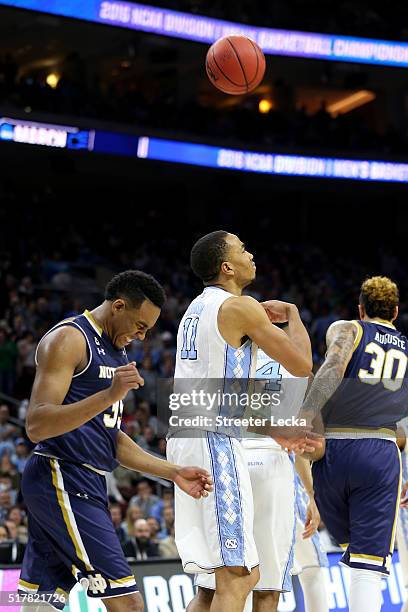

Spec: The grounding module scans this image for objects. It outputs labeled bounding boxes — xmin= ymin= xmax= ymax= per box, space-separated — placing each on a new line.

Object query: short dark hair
xmin=359 ymin=276 xmax=399 ymax=320
xmin=105 ymin=271 xmax=166 ymax=309
xmin=190 ymin=231 xmax=229 ymax=283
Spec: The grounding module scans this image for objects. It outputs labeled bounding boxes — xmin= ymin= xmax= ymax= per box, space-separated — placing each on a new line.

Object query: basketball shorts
xmin=18 ymin=453 xmax=138 ymax=609
xmin=193 ymin=437 xmax=296 ymax=591
xmin=312 ymin=438 xmax=401 ymax=575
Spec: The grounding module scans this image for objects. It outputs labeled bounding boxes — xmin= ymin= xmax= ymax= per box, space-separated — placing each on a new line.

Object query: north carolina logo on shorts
xmin=225 ymin=538 xmax=238 ymax=549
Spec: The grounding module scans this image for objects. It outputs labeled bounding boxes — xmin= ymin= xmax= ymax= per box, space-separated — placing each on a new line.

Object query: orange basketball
xmin=206 ymin=35 xmax=266 ymax=95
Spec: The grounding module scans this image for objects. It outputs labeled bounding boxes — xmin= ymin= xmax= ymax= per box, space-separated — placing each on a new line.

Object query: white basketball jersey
xmin=243 ymin=348 xmax=309 ymax=448
xmin=171 ymin=286 xmax=257 ymax=436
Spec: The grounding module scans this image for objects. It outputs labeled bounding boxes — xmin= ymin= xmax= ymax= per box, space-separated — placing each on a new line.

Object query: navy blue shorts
xmin=18 ymin=454 xmax=138 ymax=608
xmin=312 ymin=438 xmax=401 ymax=575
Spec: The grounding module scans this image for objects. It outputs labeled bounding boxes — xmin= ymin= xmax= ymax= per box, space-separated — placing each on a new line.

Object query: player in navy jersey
xmin=18 ymin=270 xmax=213 ymax=612
xmin=302 ymin=276 xmax=408 ymax=612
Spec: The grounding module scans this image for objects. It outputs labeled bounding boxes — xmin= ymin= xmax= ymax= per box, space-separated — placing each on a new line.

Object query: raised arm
xmin=218 ymin=296 xmax=312 ymax=377
xmin=301 ymin=320 xmax=357 ymax=418
xmin=26 ymin=326 xmax=143 ymax=443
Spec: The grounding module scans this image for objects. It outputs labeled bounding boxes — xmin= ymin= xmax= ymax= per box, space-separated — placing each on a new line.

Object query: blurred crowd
xmin=1 ymin=182 xmax=408 ymax=563
xmin=0 ymin=52 xmax=406 ymax=157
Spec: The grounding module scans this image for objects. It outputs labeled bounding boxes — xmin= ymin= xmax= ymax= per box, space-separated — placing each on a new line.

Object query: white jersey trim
xmin=35 ymin=319 xmax=93 ymax=379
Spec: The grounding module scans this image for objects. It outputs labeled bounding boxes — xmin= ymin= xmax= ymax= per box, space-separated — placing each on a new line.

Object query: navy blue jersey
xmin=322 ymin=320 xmax=408 ymax=431
xmin=35 ymin=310 xmax=128 ymax=472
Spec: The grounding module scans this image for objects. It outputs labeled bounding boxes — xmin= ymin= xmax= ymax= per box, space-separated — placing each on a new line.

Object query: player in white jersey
xmin=396 ymin=419 xmax=408 ymax=612
xmin=194 ymin=349 xmax=328 ymax=612
xmin=167 ymin=231 xmax=317 ymax=612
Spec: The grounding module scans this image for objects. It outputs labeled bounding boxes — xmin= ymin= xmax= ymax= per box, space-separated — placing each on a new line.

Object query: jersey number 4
xmin=181 ymin=316 xmax=199 ymax=360
xmin=358 ymin=343 xmax=408 ymax=392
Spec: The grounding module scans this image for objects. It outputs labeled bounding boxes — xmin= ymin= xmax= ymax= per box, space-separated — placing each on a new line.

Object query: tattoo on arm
xmin=302 ymin=322 xmax=357 ymax=417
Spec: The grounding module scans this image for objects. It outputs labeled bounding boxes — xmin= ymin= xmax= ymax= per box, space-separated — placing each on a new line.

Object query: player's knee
xmin=216 ymin=565 xmax=260 ymax=597
xmin=253 ymin=589 xmax=280 ymax=603
xmin=104 ymin=592 xmax=144 ymax=612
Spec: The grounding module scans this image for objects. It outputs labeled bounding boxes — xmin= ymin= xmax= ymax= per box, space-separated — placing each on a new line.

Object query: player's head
xmin=358 ymin=276 xmax=399 ymax=323
xmin=190 ymin=231 xmax=255 ymax=288
xmin=105 ymin=270 xmax=166 ymax=348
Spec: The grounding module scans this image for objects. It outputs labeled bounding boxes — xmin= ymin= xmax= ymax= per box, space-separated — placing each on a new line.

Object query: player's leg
xmin=298 ymin=567 xmax=329 ymax=612
xmin=211 ymin=565 xmax=260 ymax=612
xmin=341 ymin=439 xmax=401 ymax=612
xmin=186 ymin=586 xmax=214 ymax=612
xmin=167 ymin=432 xmax=259 ymax=612
xmin=252 ymin=590 xmax=280 ymax=612
xmin=103 ymin=592 xmax=144 ymax=611
xmin=247 ymin=443 xmax=296 ymax=612
xmin=294 ymin=500 xmax=329 ymax=612
xmin=397 ymin=514 xmax=408 ymax=612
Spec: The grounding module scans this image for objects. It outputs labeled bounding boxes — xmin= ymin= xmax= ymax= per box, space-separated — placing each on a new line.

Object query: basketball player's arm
xmin=300 ymin=321 xmax=357 ymax=419
xmin=221 ymin=296 xmax=312 ymax=376
xmin=116 ymin=431 xmax=213 ymax=499
xmin=26 ymin=327 xmax=143 ymax=443
xmin=261 ymin=300 xmax=312 ymax=366
xmin=295 ymin=455 xmax=320 ymax=538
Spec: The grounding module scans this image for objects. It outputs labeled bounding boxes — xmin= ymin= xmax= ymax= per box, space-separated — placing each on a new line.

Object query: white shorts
xmin=166 ymin=431 xmax=258 ymax=574
xmin=195 ymin=438 xmax=296 ymax=592
xmin=293 ymin=474 xmax=328 ymax=573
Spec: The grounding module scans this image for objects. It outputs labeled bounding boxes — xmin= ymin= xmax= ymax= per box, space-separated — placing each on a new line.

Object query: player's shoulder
xmin=220 ymin=294 xmax=259 ymax=314
xmin=37 ymin=322 xmax=87 ymax=362
xmin=326 ymin=319 xmax=360 ymax=343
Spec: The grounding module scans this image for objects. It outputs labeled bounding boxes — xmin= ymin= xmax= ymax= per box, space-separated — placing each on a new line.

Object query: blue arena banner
xmin=2 ymin=0 xmax=408 ymax=68
xmin=137 ymin=136 xmax=408 ymax=183
xmin=2 ymin=116 xmax=408 ymax=183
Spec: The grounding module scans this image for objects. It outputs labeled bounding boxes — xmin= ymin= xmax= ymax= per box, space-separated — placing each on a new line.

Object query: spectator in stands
xmin=0 ymin=523 xmax=9 ymax=541
xmin=159 ymin=525 xmax=179 ymax=558
xmin=150 ymin=487 xmax=174 ymax=523
xmin=123 ymin=504 xmax=144 ymax=538
xmin=122 ymin=518 xmax=160 ymax=560
xmin=129 ymin=479 xmax=160 ymax=518
xmin=12 ymin=438 xmax=30 ymax=473
xmin=0 ymin=482 xmax=14 ymax=521
xmin=7 ymin=506 xmax=28 ymax=544
xmin=109 ymin=503 xmax=127 ymax=546
xmin=0 ymin=452 xmax=20 ymax=490
xmin=0 ymin=329 xmax=17 ymax=395
xmin=146 ymin=517 xmax=161 ymax=544
xmin=0 ymin=404 xmax=20 ymax=455
xmin=134 ymin=401 xmax=166 ymax=438
xmin=158 ymin=506 xmax=175 ymax=540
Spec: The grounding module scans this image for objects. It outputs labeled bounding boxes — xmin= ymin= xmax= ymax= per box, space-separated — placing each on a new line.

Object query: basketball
xmin=205 ymin=35 xmax=266 ymax=95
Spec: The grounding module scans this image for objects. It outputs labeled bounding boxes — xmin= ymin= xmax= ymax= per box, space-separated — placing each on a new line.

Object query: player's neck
xmin=88 ymin=303 xmax=111 ymax=337
xmin=362 ymin=315 xmax=395 ymax=326
xmin=206 ymin=280 xmax=243 ymax=296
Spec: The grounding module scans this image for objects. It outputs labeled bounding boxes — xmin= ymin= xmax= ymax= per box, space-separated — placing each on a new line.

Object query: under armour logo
xmin=225 ymin=538 xmax=238 ymax=549
xmin=97 ymin=348 xmax=106 ymax=356
xmin=76 ymin=492 xmax=89 ymax=499
xmin=88 ymin=574 xmax=107 ymax=594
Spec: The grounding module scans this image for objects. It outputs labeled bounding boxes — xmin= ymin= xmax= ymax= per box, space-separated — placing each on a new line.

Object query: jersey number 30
xmin=358 ymin=343 xmax=408 ymax=391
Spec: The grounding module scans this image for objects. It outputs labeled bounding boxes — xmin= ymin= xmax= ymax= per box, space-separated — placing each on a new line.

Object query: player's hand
xmin=261 ymin=300 xmax=297 ymax=324
xmin=108 ymin=362 xmax=144 ymax=403
xmin=303 ymin=497 xmax=320 ymax=539
xmin=401 ymin=480 xmax=408 ymax=508
xmin=174 ymin=466 xmax=213 ymax=499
